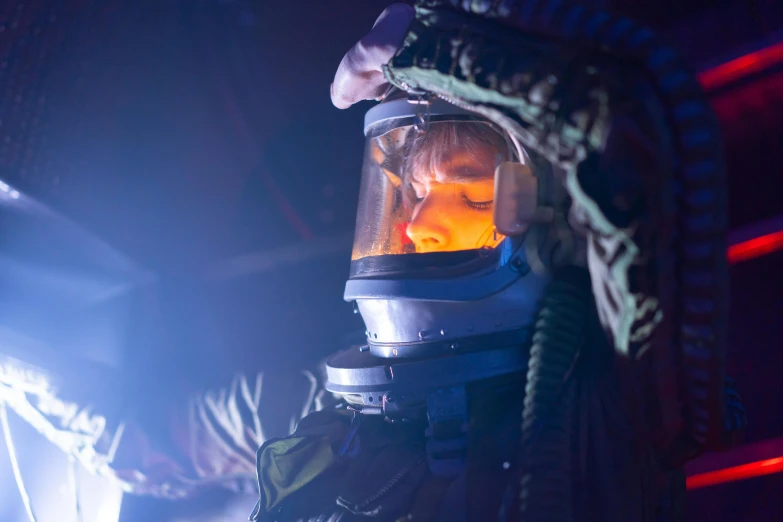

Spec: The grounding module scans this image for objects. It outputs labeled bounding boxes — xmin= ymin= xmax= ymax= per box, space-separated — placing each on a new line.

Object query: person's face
xmin=406 ymin=143 xmax=503 ymax=253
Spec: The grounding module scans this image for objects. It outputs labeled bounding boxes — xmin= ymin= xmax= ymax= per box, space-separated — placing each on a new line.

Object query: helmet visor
xmin=351 ymin=119 xmax=527 ymax=278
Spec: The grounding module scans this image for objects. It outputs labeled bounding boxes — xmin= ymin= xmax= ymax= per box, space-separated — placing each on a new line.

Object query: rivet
xmin=419 ymin=330 xmax=435 ymax=340
xmin=503 ymin=461 xmax=511 ymax=470
xmin=467 ymin=325 xmax=474 ymax=332
xmin=495 ymin=321 xmax=502 ymax=327
xmin=440 ymin=329 xmax=447 ymax=336
xmin=392 ymin=348 xmax=398 ymax=356
xmin=450 ymin=343 xmax=459 ymax=350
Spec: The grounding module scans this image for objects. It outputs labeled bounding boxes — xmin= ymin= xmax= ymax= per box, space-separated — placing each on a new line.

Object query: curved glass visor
xmin=351 ymin=119 xmax=524 ymax=278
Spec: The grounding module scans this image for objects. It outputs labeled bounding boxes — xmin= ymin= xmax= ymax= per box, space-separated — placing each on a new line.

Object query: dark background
xmin=0 ymin=0 xmax=781 ymax=520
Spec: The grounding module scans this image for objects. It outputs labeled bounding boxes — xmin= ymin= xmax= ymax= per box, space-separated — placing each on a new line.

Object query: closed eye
xmin=461 ymin=193 xmax=492 ymax=211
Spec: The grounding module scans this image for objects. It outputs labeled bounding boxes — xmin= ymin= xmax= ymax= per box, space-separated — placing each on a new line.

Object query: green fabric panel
xmin=257 ymin=434 xmax=339 ymax=511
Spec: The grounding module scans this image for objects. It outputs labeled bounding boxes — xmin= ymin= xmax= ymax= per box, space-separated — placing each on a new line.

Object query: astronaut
xmin=249 ymin=2 xmax=745 ymax=522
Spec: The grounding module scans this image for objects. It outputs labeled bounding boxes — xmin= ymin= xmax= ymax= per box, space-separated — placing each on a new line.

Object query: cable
xmin=0 ymin=402 xmax=39 ymax=522
xmin=68 ymin=455 xmax=84 ymax=522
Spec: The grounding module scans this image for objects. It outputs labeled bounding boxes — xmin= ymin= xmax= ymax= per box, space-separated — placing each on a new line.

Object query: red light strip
xmin=696 ymin=41 xmax=783 ymax=263
xmin=727 ymin=230 xmax=783 ymax=264
xmin=687 ymin=457 xmax=783 ymax=489
xmin=698 ymin=40 xmax=783 ymax=91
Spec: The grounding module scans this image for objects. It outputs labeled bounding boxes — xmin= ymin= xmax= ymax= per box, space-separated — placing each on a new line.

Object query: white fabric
xmin=330 ymin=3 xmax=414 ymax=109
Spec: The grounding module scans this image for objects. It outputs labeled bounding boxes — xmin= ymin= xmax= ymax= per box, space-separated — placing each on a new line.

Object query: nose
xmin=406 ymin=199 xmax=450 ymax=252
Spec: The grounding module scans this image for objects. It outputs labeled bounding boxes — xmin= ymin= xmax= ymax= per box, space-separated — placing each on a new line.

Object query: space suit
xmin=249 ymin=2 xmax=745 ymax=521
